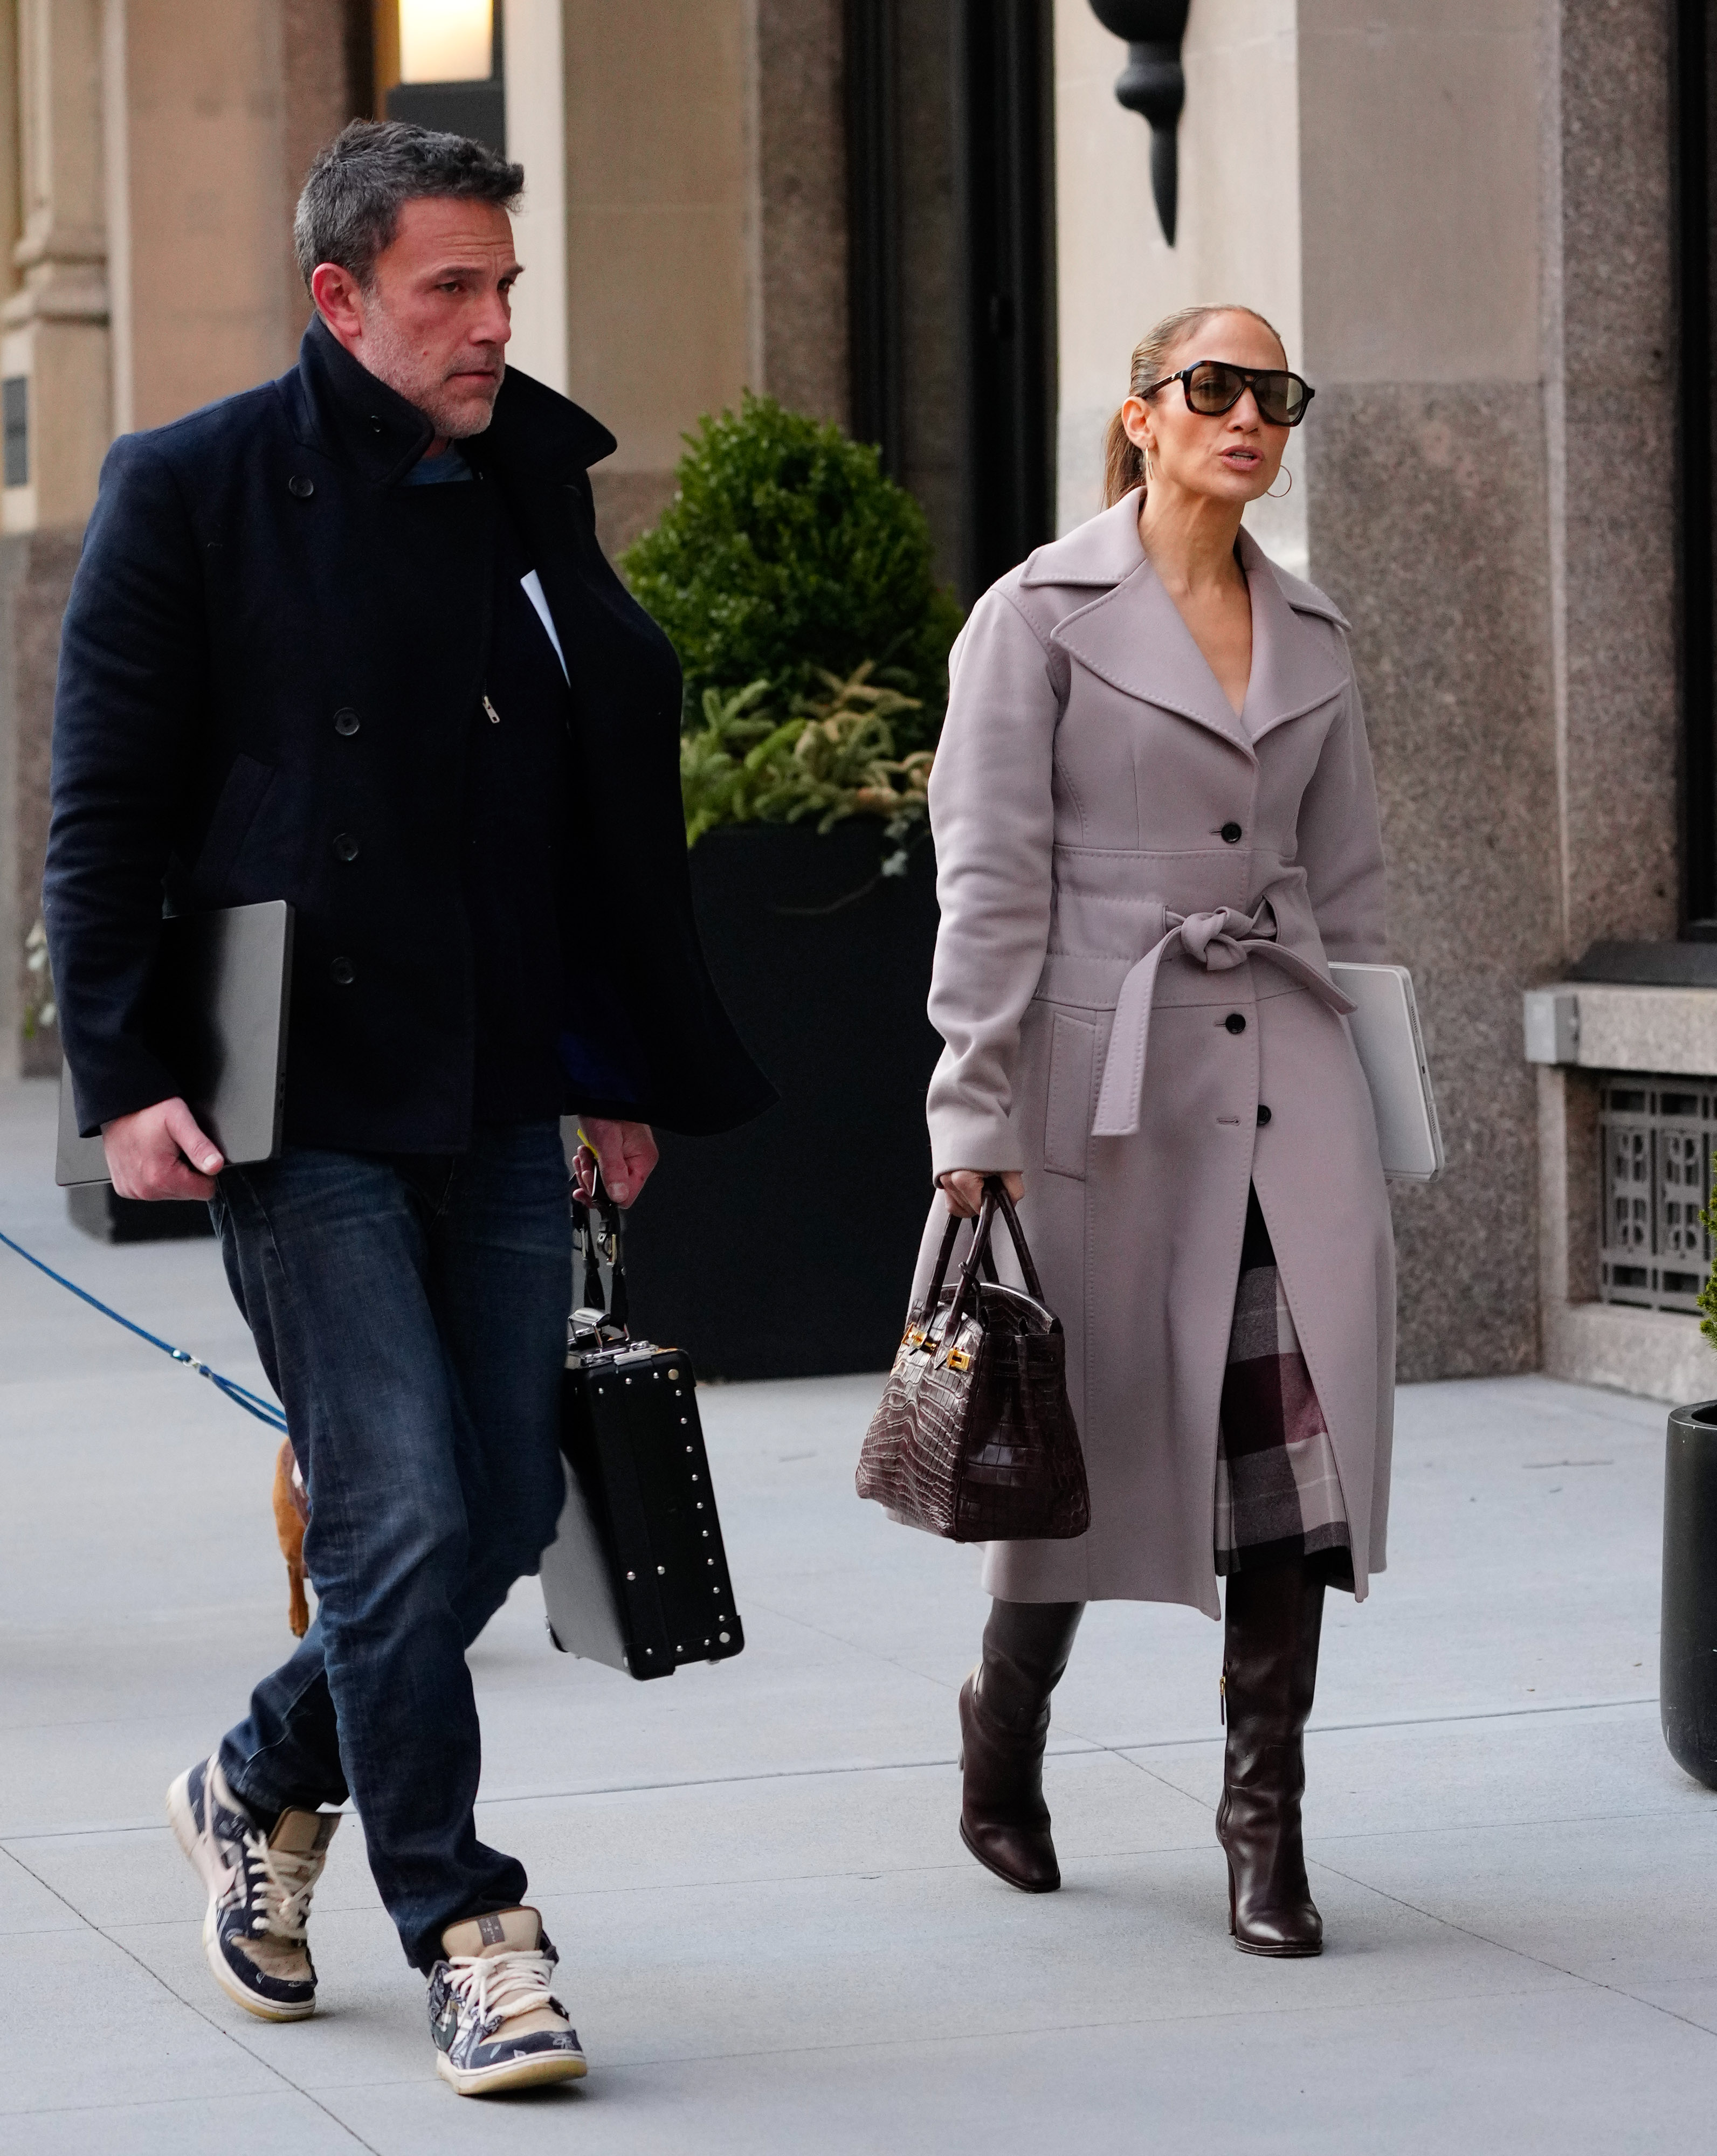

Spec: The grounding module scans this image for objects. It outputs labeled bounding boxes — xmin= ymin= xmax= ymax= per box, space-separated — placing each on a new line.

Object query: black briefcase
xmin=539 ymin=1185 xmax=745 ymax=1681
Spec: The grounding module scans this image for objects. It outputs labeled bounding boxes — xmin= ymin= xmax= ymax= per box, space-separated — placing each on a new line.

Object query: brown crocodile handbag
xmin=856 ymin=1179 xmax=1089 ymax=1543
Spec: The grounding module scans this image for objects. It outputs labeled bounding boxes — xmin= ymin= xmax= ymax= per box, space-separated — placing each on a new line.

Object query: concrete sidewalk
xmin=2 ymin=1073 xmax=1714 ymax=2152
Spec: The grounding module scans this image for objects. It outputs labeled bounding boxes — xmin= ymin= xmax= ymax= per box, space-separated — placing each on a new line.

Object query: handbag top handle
xmin=935 ymin=1177 xmax=1051 ymax=1348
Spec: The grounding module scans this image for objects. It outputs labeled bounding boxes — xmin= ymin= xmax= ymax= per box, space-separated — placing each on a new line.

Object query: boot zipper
xmin=1219 ymin=1668 xmax=1226 ymax=1726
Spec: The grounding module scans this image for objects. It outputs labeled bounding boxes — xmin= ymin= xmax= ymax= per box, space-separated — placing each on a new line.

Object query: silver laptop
xmin=1328 ymin=961 xmax=1445 ymax=1182
xmin=56 ymin=901 xmax=294 ymax=1187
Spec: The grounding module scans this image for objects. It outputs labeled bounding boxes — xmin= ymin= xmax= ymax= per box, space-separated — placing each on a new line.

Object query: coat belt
xmin=1089 ymin=906 xmax=1357 ymax=1138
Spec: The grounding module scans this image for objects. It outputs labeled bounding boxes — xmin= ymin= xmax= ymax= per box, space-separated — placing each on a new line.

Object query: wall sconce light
xmin=398 ymin=0 xmax=493 ymax=85
xmin=1086 ymin=1 xmax=1191 ymax=246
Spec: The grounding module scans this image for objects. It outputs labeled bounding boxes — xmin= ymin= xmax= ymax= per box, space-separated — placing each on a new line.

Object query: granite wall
xmin=1546 ymin=0 xmax=1679 ymax=955
xmin=894 ymin=0 xmax=961 ymax=589
xmin=1307 ymin=388 xmax=1562 ymax=1377
xmin=753 ymin=0 xmax=848 ymax=426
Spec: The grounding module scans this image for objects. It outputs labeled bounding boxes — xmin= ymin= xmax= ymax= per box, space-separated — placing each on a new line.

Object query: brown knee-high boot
xmin=958 ymin=1599 xmax=1084 ymax=1892
xmin=1215 ymin=1561 xmax=1326 ymax=1955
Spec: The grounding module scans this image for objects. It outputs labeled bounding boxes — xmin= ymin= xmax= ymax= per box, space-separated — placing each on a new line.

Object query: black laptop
xmin=56 ymin=901 xmax=294 ymax=1187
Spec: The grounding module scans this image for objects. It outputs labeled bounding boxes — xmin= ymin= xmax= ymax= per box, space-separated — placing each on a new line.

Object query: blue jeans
xmin=210 ymin=1125 xmax=571 ymax=1970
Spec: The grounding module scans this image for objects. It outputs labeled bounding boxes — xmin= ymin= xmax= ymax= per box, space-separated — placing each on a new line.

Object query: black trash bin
xmin=617 ymin=820 xmax=941 ymax=1379
xmin=1661 ymin=1399 xmax=1717 ymax=1789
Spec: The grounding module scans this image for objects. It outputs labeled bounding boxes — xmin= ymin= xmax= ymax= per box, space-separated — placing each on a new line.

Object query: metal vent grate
xmin=1598 ymin=1077 xmax=1717 ymax=1312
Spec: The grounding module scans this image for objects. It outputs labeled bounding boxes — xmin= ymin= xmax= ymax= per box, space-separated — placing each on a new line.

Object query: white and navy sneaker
xmin=426 ymin=1907 xmax=588 ymax=2096
xmin=167 ymin=1754 xmax=339 ymax=2022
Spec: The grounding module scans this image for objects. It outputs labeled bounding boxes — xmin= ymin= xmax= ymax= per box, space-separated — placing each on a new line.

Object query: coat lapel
xmin=1237 ymin=530 xmax=1349 ymax=744
xmin=1025 ymin=499 xmax=1348 ymax=757
xmin=1035 ymin=494 xmax=1253 ymax=756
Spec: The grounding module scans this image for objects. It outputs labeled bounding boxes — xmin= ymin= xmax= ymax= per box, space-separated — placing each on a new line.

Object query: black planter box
xmin=618 ymin=821 xmax=941 ymax=1379
xmin=1663 ymin=1399 xmax=1717 ymax=1789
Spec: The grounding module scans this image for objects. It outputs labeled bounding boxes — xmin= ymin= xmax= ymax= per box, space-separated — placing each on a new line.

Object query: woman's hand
xmin=938 ymin=1169 xmax=1025 ymax=1219
xmin=574 ymin=1117 xmax=659 ymax=1209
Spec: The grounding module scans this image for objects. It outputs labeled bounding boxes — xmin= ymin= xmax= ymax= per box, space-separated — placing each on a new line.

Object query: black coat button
xmin=333 ymin=832 xmax=359 ymax=862
xmin=287 ymin=473 xmax=315 ymax=499
xmin=330 ymin=956 xmax=355 ymax=986
xmin=1221 ymin=821 xmax=1243 ymax=843
xmin=1225 ymin=1012 xmax=1247 ymax=1034
xmin=333 ymin=707 xmax=360 ymax=736
xmin=1257 ymin=1104 xmax=1272 ymax=1124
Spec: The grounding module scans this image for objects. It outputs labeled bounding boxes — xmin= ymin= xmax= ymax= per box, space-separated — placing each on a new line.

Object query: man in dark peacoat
xmin=44 ymin=121 xmax=769 ymax=2097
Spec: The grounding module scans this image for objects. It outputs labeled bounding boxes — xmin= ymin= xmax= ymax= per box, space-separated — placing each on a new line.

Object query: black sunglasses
xmin=1139 ymin=360 xmax=1315 ymax=429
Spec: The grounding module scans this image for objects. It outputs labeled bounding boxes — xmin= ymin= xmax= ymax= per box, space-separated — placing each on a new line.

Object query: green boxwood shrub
xmin=620 ymin=393 xmax=962 ymax=752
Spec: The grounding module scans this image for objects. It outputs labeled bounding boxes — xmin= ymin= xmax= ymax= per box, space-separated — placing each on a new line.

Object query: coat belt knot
xmin=1089 ymin=903 xmax=1357 ymax=1139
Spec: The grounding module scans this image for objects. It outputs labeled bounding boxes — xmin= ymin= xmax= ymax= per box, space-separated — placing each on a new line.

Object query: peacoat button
xmin=1225 ymin=1012 xmax=1247 ymax=1034
xmin=1221 ymin=821 xmax=1243 ymax=843
xmin=330 ymin=956 xmax=355 ymax=986
xmin=1258 ymin=1104 xmax=1272 ymax=1124
xmin=333 ymin=707 xmax=360 ymax=736
xmin=333 ymin=832 xmax=359 ymax=862
xmin=287 ymin=473 xmax=315 ymax=499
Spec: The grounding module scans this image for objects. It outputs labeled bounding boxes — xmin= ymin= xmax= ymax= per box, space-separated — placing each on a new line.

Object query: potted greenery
xmin=615 ymin=396 xmax=962 ymax=1378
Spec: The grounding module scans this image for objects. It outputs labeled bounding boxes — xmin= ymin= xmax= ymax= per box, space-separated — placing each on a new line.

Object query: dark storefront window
xmin=846 ymin=0 xmax=904 ymax=477
xmin=1677 ymin=0 xmax=1716 ymax=931
xmin=846 ymin=0 xmax=1056 ymax=605
xmin=956 ymin=0 xmax=1057 ymax=602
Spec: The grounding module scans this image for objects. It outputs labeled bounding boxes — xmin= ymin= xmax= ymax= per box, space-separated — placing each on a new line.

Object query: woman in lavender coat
xmin=921 ymin=305 xmax=1394 ymax=1955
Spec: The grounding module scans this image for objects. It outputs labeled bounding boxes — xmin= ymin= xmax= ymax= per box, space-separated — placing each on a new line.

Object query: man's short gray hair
xmin=294 ymin=119 xmax=523 ymax=291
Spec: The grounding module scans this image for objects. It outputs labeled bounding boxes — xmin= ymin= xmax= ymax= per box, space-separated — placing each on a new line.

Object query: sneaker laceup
xmin=167 ymin=1754 xmax=339 ymax=2023
xmin=427 ymin=1907 xmax=588 ymax=2097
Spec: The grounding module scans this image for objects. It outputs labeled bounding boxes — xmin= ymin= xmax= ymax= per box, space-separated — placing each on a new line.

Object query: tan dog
xmin=271 ymin=1440 xmax=311 ymax=1637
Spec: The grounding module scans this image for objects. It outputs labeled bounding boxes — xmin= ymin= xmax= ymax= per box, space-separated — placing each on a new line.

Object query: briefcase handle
xmin=571 ymin=1170 xmax=630 ymax=1336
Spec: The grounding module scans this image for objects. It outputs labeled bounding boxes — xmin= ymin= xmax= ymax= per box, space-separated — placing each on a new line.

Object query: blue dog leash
xmin=0 ymin=1224 xmax=288 ymax=1434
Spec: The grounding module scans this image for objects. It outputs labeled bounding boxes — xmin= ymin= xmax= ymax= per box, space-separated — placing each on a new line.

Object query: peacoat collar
xmin=1021 ymin=490 xmax=1349 ymax=757
xmin=284 ymin=314 xmax=617 ymax=490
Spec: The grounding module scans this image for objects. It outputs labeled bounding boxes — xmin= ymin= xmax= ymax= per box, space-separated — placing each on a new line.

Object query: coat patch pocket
xmin=1043 ymin=1012 xmax=1098 ymax=1180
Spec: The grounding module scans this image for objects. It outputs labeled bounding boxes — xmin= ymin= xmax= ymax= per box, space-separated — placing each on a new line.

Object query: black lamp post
xmin=1086 ymin=1 xmax=1191 ymax=245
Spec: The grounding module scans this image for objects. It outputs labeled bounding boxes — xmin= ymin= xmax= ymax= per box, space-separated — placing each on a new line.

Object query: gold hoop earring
xmin=1265 ymin=466 xmax=1294 ymax=500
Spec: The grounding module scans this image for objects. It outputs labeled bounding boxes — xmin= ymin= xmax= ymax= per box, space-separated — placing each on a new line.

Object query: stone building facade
xmin=0 ymin=1 xmax=1709 ymax=1399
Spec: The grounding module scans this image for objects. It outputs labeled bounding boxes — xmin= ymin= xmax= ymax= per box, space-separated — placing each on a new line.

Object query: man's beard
xmin=356 ymin=296 xmax=502 ymax=441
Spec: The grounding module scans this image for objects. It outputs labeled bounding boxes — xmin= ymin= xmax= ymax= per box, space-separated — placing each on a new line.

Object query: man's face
xmin=316 ymin=196 xmax=520 ymax=443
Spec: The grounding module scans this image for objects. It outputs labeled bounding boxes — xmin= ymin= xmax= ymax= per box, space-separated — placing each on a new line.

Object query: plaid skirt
xmin=1215 ymin=1187 xmax=1354 ymax=1588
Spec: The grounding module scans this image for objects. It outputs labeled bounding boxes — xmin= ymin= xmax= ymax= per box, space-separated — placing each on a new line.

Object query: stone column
xmin=502 ymin=0 xmax=568 ymax=394
xmin=2 ymin=0 xmax=109 ymax=530
xmin=0 ymin=0 xmax=111 ymax=1079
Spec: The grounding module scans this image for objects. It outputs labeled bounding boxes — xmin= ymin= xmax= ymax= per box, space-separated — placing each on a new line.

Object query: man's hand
xmin=102 ymin=1097 xmax=225 ymax=1201
xmin=573 ymin=1117 xmax=659 ymax=1210
xmin=939 ymin=1169 xmax=1025 ymax=1219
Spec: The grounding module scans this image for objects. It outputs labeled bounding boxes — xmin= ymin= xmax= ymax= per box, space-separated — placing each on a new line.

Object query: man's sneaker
xmin=426 ymin=1907 xmax=588 ymax=2096
xmin=166 ymin=1754 xmax=339 ymax=2022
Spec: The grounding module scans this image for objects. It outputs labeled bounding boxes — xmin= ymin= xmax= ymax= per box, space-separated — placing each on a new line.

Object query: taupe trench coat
xmin=914 ymin=493 xmax=1395 ymax=1617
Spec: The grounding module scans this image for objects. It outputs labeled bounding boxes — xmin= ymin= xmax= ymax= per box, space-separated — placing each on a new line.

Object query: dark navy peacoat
xmin=45 ymin=317 xmax=773 ymax=1151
